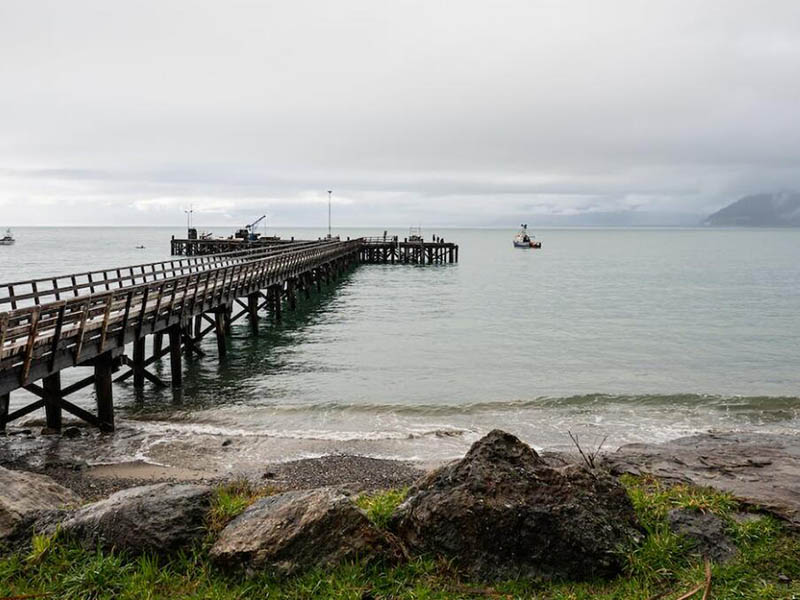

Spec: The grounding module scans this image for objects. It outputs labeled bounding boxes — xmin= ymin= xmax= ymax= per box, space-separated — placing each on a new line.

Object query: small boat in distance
xmin=513 ymin=224 xmax=542 ymax=249
xmin=0 ymin=229 xmax=15 ymax=246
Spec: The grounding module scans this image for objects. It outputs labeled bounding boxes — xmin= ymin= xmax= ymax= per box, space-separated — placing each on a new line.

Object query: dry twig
xmin=567 ymin=430 xmax=608 ymax=469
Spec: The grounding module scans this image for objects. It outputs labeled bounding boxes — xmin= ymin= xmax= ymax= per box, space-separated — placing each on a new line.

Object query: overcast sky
xmin=1 ymin=1 xmax=799 ymax=227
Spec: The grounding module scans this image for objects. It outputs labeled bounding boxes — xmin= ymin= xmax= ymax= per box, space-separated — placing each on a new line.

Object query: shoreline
xmin=2 ymin=426 xmax=799 ymax=527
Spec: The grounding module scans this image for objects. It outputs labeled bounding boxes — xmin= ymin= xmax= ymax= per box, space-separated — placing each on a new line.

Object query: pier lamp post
xmin=184 ymin=205 xmax=193 ymax=234
xmin=327 ymin=190 xmax=332 ymax=239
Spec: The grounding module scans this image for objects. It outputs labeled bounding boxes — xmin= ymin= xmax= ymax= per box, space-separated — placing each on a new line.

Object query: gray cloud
xmin=1 ymin=0 xmax=799 ymax=226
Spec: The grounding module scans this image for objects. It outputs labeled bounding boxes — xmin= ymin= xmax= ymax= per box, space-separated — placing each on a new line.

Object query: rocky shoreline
xmin=2 ymin=428 xmax=800 ymax=597
xmin=3 ymin=428 xmax=799 ymax=527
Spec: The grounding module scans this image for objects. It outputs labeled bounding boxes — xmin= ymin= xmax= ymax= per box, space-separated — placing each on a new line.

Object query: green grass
xmin=206 ymin=478 xmax=275 ymax=535
xmin=356 ymin=487 xmax=409 ymax=528
xmin=1 ymin=477 xmax=799 ymax=599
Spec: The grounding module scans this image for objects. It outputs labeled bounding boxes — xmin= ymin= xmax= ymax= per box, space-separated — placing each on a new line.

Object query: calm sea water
xmin=1 ymin=226 xmax=799 ymax=464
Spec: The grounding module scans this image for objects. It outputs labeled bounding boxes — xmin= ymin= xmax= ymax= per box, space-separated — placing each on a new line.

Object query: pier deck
xmin=0 ymin=236 xmax=458 ymax=432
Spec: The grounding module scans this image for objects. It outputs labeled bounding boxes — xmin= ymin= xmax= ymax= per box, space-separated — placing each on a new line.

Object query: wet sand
xmin=1 ymin=426 xmax=427 ymax=501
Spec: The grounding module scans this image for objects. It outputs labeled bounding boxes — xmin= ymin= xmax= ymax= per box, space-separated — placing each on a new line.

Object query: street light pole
xmin=184 ymin=205 xmax=193 ymax=235
xmin=327 ymin=190 xmax=332 ymax=239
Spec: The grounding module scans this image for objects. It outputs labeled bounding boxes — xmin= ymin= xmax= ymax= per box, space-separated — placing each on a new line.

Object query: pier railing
xmin=0 ymin=239 xmax=360 ymax=394
xmin=0 ymin=240 xmax=323 ymax=310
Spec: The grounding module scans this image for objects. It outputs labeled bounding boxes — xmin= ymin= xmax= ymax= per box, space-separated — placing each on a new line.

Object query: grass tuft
xmin=207 ymin=478 xmax=276 ymax=535
xmin=355 ymin=487 xmax=408 ymax=529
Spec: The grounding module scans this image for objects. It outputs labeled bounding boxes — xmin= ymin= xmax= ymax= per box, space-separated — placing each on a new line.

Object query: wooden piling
xmin=132 ymin=336 xmax=146 ymax=388
xmin=224 ymin=304 xmax=233 ymax=335
xmin=270 ymin=285 xmax=282 ymax=322
xmin=94 ymin=352 xmax=114 ymax=431
xmin=43 ymin=372 xmax=62 ymax=431
xmin=153 ymin=332 xmax=163 ymax=357
xmin=214 ymin=311 xmax=227 ymax=357
xmin=0 ymin=393 xmax=8 ymax=431
xmin=168 ymin=325 xmax=182 ymax=388
xmin=287 ymin=278 xmax=297 ymax=311
xmin=247 ymin=292 xmax=259 ymax=335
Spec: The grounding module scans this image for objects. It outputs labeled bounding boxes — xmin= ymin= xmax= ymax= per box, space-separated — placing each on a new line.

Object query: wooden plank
xmin=3 ymin=398 xmax=45 ymax=424
xmin=73 ymin=303 xmax=89 ymax=361
xmin=59 ymin=397 xmax=103 ymax=428
xmin=61 ymin=373 xmax=96 ymax=397
xmin=48 ymin=304 xmax=66 ymax=370
xmin=19 ymin=306 xmax=41 ymax=385
xmin=98 ymin=294 xmax=113 ymax=352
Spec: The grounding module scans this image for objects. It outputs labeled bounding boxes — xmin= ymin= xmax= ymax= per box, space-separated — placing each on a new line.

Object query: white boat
xmin=513 ymin=224 xmax=541 ymax=248
xmin=0 ymin=229 xmax=14 ymax=246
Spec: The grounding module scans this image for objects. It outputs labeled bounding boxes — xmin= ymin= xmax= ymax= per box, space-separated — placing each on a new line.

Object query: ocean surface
xmin=1 ymin=226 xmax=799 ymax=466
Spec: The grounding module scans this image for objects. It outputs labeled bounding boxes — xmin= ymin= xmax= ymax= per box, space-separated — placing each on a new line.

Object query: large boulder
xmin=210 ymin=487 xmax=403 ymax=576
xmin=603 ymin=432 xmax=800 ymax=528
xmin=56 ymin=483 xmax=212 ymax=555
xmin=391 ymin=430 xmax=641 ymax=580
xmin=0 ymin=466 xmax=80 ymax=539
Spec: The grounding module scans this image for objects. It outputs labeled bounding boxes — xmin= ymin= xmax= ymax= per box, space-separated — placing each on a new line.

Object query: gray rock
xmin=57 ymin=483 xmax=212 ymax=555
xmin=210 ymin=487 xmax=403 ymax=576
xmin=62 ymin=426 xmax=82 ymax=439
xmin=391 ymin=429 xmax=641 ymax=580
xmin=602 ymin=432 xmax=800 ymax=528
xmin=0 ymin=466 xmax=81 ymax=539
xmin=667 ymin=508 xmax=737 ymax=563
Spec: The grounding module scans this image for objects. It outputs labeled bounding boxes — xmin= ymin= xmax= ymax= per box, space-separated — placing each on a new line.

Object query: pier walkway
xmin=0 ymin=240 xmax=360 ymax=431
xmin=0 ymin=236 xmax=458 ymax=432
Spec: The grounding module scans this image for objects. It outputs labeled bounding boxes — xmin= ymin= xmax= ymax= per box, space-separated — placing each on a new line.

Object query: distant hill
xmin=704 ymin=192 xmax=800 ymax=227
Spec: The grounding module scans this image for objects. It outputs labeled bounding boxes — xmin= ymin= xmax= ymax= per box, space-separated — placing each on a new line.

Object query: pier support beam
xmin=0 ymin=393 xmax=9 ymax=431
xmin=247 ymin=292 xmax=259 ymax=335
xmin=214 ymin=311 xmax=227 ymax=358
xmin=287 ymin=279 xmax=297 ymax=311
xmin=94 ymin=352 xmax=115 ymax=431
xmin=271 ymin=285 xmax=282 ymax=322
xmin=153 ymin=332 xmax=163 ymax=358
xmin=43 ymin=372 xmax=62 ymax=431
xmin=132 ymin=336 xmax=146 ymax=388
xmin=168 ymin=325 xmax=182 ymax=388
xmin=224 ymin=304 xmax=233 ymax=335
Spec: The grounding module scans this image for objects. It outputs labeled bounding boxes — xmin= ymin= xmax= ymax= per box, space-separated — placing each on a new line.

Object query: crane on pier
xmin=235 ymin=215 xmax=267 ymax=241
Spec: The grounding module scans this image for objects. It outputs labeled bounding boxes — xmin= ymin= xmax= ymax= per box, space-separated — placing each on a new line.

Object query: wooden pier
xmin=170 ymin=236 xmax=292 ymax=256
xmin=0 ymin=236 xmax=458 ymax=432
xmin=359 ymin=236 xmax=458 ymax=264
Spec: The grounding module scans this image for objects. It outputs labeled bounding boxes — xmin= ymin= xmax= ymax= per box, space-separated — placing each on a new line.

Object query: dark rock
xmin=8 ymin=429 xmax=32 ymax=436
xmin=602 ymin=432 xmax=800 ymax=528
xmin=0 ymin=466 xmax=81 ymax=539
xmin=667 ymin=508 xmax=737 ymax=563
xmin=391 ymin=429 xmax=641 ymax=580
xmin=55 ymin=483 xmax=212 ymax=555
xmin=3 ymin=509 xmax=71 ymax=552
xmin=222 ymin=439 xmax=232 ymax=447
xmin=62 ymin=426 xmax=82 ymax=439
xmin=210 ymin=487 xmax=403 ymax=576
xmin=263 ymin=471 xmax=276 ymax=479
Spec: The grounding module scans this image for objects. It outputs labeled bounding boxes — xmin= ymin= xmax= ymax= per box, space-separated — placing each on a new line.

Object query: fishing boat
xmin=0 ymin=229 xmax=14 ymax=246
xmin=513 ymin=224 xmax=541 ymax=248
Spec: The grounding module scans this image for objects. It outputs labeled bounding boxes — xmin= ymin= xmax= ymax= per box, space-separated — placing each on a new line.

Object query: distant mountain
xmin=703 ymin=192 xmax=800 ymax=227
